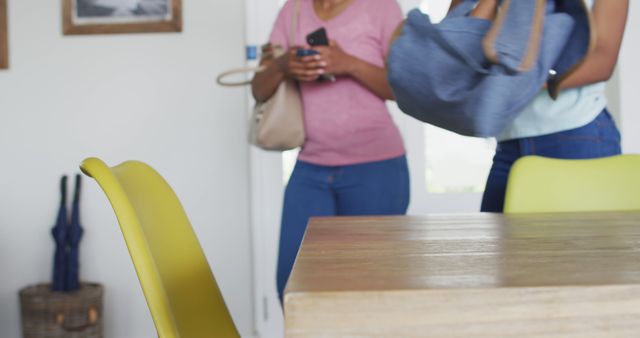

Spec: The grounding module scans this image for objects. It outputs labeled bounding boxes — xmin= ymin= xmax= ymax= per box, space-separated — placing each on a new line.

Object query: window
xmin=425 ymin=126 xmax=496 ymax=193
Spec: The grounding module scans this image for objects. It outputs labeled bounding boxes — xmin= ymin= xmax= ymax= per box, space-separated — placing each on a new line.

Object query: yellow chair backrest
xmin=80 ymin=157 xmax=239 ymax=338
xmin=503 ymin=155 xmax=640 ymax=214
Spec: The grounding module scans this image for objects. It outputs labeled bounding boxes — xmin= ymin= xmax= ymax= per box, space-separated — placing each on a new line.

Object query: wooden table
xmin=284 ymin=212 xmax=640 ymax=337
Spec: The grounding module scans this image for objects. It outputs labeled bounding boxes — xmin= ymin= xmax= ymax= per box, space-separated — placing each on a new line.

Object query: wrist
xmin=343 ymin=54 xmax=360 ymax=76
xmin=274 ymin=55 xmax=288 ymax=76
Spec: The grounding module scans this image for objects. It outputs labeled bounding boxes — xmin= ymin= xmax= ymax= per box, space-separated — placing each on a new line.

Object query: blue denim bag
xmin=387 ymin=0 xmax=593 ymax=137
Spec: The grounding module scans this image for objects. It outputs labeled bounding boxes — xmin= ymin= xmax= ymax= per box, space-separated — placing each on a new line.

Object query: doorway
xmin=244 ymin=1 xmax=495 ymax=336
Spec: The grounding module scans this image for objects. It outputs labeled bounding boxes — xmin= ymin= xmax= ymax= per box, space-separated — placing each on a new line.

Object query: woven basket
xmin=19 ymin=283 xmax=103 ymax=338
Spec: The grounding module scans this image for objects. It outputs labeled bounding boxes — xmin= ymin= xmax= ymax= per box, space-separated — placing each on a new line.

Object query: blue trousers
xmin=481 ymin=109 xmax=622 ymax=212
xmin=276 ymin=155 xmax=410 ymax=301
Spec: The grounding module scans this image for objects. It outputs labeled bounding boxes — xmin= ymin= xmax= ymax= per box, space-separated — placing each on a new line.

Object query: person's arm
xmin=251 ymin=46 xmax=325 ymax=102
xmin=313 ymin=41 xmax=395 ymax=100
xmin=251 ymin=47 xmax=286 ymax=102
xmin=559 ymin=0 xmax=629 ymax=89
xmin=470 ymin=0 xmax=498 ymax=20
xmin=449 ymin=0 xmax=464 ymax=13
xmin=349 ymin=56 xmax=395 ymax=100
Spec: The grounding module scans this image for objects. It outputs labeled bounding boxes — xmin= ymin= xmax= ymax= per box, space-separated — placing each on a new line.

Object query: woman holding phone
xmin=251 ymin=0 xmax=409 ymax=303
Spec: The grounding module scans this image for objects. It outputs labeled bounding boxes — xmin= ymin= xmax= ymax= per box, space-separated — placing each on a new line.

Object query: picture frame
xmin=63 ymin=0 xmax=182 ymax=35
xmin=0 ymin=0 xmax=8 ymax=69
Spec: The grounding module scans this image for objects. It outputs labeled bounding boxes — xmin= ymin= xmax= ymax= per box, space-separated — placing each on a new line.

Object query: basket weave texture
xmin=19 ymin=283 xmax=103 ymax=338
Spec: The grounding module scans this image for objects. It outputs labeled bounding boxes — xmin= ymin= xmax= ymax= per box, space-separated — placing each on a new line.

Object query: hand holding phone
xmin=305 ymin=28 xmax=336 ymax=82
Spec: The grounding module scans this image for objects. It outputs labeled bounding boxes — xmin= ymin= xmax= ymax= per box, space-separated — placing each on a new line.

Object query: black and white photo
xmin=63 ymin=0 xmax=181 ymax=35
xmin=76 ymin=0 xmax=170 ymax=23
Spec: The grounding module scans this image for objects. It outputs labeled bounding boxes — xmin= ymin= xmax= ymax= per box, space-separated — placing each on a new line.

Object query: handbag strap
xmin=436 ymin=0 xmax=545 ymax=74
xmin=289 ymin=0 xmax=301 ymax=49
xmin=216 ymin=0 xmax=301 ymax=87
xmin=483 ymin=0 xmax=547 ymax=73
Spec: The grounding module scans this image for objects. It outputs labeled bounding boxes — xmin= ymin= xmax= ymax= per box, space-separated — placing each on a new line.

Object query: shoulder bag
xmin=387 ymin=0 xmax=594 ymax=137
xmin=217 ymin=0 xmax=304 ymax=151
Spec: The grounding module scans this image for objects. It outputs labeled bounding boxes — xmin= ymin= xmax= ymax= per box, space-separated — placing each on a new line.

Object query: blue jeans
xmin=481 ymin=109 xmax=622 ymax=212
xmin=276 ymin=156 xmax=410 ymax=302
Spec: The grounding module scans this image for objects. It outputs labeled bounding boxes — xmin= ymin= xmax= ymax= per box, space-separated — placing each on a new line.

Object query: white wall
xmin=619 ymin=1 xmax=640 ymax=153
xmin=0 ymin=1 xmax=255 ymax=337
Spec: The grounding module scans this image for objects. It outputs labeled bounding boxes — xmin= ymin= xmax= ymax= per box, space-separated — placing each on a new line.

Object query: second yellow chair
xmin=504 ymin=155 xmax=640 ymax=213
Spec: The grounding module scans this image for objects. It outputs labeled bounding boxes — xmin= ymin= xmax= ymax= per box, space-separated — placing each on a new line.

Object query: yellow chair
xmin=80 ymin=157 xmax=240 ymax=338
xmin=503 ymin=155 xmax=640 ymax=213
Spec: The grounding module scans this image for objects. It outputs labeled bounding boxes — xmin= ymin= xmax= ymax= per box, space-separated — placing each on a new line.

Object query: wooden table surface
xmin=284 ymin=212 xmax=640 ymax=337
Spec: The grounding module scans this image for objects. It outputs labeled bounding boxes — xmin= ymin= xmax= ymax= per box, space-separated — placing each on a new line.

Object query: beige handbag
xmin=217 ymin=0 xmax=304 ymax=151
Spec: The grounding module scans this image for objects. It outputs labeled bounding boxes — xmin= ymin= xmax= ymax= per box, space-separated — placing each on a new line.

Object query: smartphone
xmin=296 ymin=49 xmax=319 ymax=57
xmin=306 ymin=27 xmax=329 ymax=46
xmin=305 ymin=28 xmax=335 ymax=82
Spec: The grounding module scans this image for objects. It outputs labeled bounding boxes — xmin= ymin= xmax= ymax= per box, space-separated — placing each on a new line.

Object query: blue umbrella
xmin=65 ymin=174 xmax=84 ymax=291
xmin=51 ymin=175 xmax=68 ymax=292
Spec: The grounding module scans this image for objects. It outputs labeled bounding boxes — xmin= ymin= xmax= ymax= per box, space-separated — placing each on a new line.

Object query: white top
xmin=497 ymin=0 xmax=605 ymax=141
xmin=497 ymin=83 xmax=607 ymax=141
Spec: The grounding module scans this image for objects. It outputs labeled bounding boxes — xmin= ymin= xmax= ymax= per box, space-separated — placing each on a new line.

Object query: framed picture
xmin=0 ymin=0 xmax=7 ymax=69
xmin=63 ymin=0 xmax=182 ymax=35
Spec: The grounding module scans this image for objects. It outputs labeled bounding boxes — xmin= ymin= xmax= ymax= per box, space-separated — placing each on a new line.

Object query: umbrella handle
xmin=73 ymin=173 xmax=81 ymax=204
xmin=55 ymin=306 xmax=98 ymax=332
xmin=60 ymin=175 xmax=68 ymax=205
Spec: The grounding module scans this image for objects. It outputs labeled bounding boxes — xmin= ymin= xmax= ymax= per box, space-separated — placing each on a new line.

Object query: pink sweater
xmin=269 ymin=0 xmax=405 ymax=166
